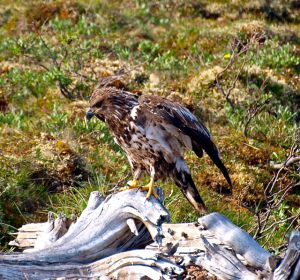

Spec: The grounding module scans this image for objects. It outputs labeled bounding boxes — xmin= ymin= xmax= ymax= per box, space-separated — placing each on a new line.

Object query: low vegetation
xmin=0 ymin=0 xmax=299 ymax=252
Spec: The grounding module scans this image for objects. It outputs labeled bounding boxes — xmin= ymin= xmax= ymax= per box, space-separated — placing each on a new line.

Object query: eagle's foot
xmin=119 ymin=179 xmax=139 ymax=191
xmin=140 ymin=179 xmax=159 ymax=199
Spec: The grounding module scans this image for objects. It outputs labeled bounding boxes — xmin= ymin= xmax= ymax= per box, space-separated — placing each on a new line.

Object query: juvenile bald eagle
xmin=87 ymin=87 xmax=232 ymax=213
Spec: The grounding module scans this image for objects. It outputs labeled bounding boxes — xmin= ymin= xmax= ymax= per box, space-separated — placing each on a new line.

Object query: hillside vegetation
xmin=0 ymin=0 xmax=299 ymax=252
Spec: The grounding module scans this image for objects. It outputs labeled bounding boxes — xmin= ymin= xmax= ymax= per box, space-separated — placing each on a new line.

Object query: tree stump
xmin=1 ymin=188 xmax=299 ymax=280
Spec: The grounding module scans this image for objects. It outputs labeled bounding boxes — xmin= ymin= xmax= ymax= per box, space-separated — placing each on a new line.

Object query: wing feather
xmin=139 ymin=95 xmax=232 ymax=186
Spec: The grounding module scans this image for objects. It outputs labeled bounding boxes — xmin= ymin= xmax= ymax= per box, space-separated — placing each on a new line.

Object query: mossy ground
xmin=0 ymin=0 xmax=299 ymax=251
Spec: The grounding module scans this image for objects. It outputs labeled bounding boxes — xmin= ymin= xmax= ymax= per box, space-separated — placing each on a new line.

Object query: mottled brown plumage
xmin=87 ymin=87 xmax=232 ymax=213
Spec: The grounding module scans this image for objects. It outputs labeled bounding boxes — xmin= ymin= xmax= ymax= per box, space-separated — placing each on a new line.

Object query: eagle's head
xmin=86 ymin=88 xmax=108 ymax=122
xmin=87 ymin=87 xmax=138 ymax=122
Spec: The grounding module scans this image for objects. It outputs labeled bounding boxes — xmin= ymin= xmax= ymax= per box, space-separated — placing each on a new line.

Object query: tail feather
xmin=187 ymin=128 xmax=232 ymax=188
xmin=181 ymin=127 xmax=232 ymax=187
xmin=201 ymin=138 xmax=232 ymax=187
xmin=172 ymin=166 xmax=207 ymax=213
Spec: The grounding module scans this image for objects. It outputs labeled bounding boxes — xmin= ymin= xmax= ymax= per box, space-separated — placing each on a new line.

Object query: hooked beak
xmin=86 ymin=108 xmax=94 ymax=121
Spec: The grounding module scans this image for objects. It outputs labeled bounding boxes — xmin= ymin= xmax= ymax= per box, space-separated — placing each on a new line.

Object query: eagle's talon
xmin=119 ymin=179 xmax=139 ymax=192
xmin=140 ymin=179 xmax=159 ymax=199
xmin=127 ymin=179 xmax=139 ymax=189
xmin=142 ymin=189 xmax=159 ymax=199
xmin=147 ymin=188 xmax=159 ymax=199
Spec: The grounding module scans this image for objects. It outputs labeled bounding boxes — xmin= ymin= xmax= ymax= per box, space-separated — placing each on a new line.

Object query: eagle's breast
xmin=103 ymin=98 xmax=186 ymax=177
xmin=115 ymin=105 xmax=182 ymax=175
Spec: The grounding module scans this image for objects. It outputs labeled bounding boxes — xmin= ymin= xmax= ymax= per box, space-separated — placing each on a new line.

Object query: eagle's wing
xmin=138 ymin=95 xmax=232 ymax=187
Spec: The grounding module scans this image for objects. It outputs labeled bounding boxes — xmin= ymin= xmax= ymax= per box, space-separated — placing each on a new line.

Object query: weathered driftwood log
xmin=273 ymin=231 xmax=300 ymax=280
xmin=1 ymin=188 xmax=168 ymax=263
xmin=198 ymin=213 xmax=277 ymax=271
xmin=1 ymin=188 xmax=174 ymax=280
xmin=2 ymin=188 xmax=300 ymax=280
xmin=0 ymin=249 xmax=184 ymax=280
xmin=290 ymin=256 xmax=300 ymax=280
xmin=148 ymin=214 xmax=277 ymax=280
xmin=148 ymin=219 xmax=300 ymax=280
xmin=192 ymin=236 xmax=257 ymax=280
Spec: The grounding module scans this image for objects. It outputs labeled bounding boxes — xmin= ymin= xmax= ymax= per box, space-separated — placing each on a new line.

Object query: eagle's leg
xmin=119 ymin=167 xmax=142 ymax=191
xmin=140 ymin=167 xmax=159 ymax=199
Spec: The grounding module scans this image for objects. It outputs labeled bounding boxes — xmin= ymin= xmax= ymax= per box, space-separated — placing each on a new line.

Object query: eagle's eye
xmin=94 ymin=100 xmax=103 ymax=108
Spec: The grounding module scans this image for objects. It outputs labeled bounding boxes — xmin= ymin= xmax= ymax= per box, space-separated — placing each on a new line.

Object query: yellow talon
xmin=140 ymin=178 xmax=159 ymax=199
xmin=119 ymin=179 xmax=139 ymax=191
xmin=127 ymin=179 xmax=139 ymax=189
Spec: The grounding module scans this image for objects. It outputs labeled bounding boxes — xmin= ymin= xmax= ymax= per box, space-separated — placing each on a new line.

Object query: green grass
xmin=0 ymin=0 xmax=299 ymax=251
xmin=251 ymin=39 xmax=300 ymax=72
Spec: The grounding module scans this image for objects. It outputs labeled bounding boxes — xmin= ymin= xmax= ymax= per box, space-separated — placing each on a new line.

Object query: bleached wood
xmin=0 ymin=249 xmax=183 ymax=280
xmin=3 ymin=189 xmax=299 ymax=280
xmin=148 ymin=218 xmax=266 ymax=280
xmin=32 ymin=212 xmax=68 ymax=251
xmin=8 ymin=223 xmax=47 ymax=249
xmin=290 ymin=257 xmax=300 ymax=280
xmin=1 ymin=188 xmax=171 ymax=280
xmin=2 ymin=189 xmax=168 ymax=261
xmin=18 ymin=223 xmax=47 ymax=232
xmin=198 ymin=212 xmax=276 ymax=271
xmin=273 ymin=231 xmax=300 ymax=280
xmin=8 ymin=239 xmax=36 ymax=249
xmin=194 ymin=236 xmax=257 ymax=280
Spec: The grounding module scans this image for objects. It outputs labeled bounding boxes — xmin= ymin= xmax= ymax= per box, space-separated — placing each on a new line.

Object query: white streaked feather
xmin=144 ymin=121 xmax=182 ymax=162
xmin=130 ymin=105 xmax=140 ymax=120
xmin=163 ymin=123 xmax=192 ymax=150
